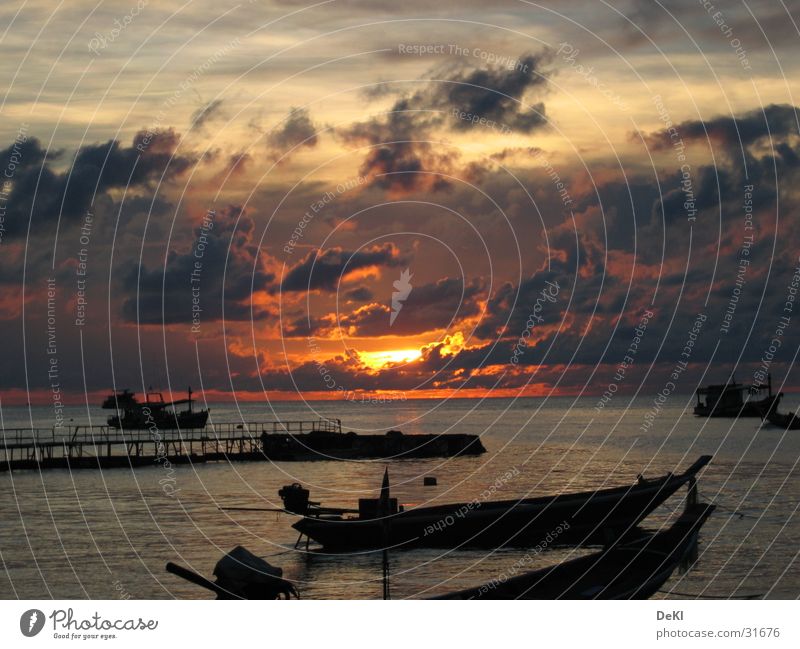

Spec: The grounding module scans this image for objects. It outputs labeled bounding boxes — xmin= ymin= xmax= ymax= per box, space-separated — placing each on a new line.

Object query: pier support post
xmin=686 ymin=477 xmax=698 ymax=508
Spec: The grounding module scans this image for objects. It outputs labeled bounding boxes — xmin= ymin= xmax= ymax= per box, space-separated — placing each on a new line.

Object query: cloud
xmin=474 ymin=269 xmax=565 ymax=342
xmin=280 ymin=243 xmax=407 ymax=292
xmin=267 ymin=107 xmax=319 ymax=157
xmin=1 ymin=128 xmax=195 ymax=238
xmin=121 ymin=205 xmax=276 ymax=324
xmin=644 ymin=104 xmax=800 ymax=152
xmin=335 ymin=276 xmax=486 ymax=337
xmin=338 ymin=52 xmax=550 ymax=195
xmin=281 ymin=276 xmax=486 ymax=340
xmin=338 ymin=98 xmax=456 ymax=195
xmin=190 ymin=99 xmax=226 ymax=131
xmin=0 ymin=134 xmax=53 ymax=170
xmin=227 ymin=151 xmax=251 ymax=175
xmin=344 ymin=287 xmax=374 ymax=302
xmin=434 ymin=52 xmax=549 ymax=133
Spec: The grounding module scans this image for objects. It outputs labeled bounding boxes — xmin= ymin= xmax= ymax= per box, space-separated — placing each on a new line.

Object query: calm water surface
xmin=1 ymin=396 xmax=798 ymax=599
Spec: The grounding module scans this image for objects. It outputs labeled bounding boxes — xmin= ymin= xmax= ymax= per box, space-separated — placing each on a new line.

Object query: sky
xmin=1 ymin=0 xmax=799 ymax=405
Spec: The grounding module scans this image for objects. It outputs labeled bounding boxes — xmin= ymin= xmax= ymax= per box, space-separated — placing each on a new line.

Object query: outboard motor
xmin=279 ymin=483 xmax=310 ymax=515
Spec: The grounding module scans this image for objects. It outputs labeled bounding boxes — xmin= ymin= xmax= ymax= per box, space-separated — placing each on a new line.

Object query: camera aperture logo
xmin=20 ymin=609 xmax=45 ymax=637
xmin=390 ymin=268 xmax=413 ymax=326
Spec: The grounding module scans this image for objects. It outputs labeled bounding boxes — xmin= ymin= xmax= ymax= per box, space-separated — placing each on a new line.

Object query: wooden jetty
xmin=0 ymin=419 xmax=485 ymax=472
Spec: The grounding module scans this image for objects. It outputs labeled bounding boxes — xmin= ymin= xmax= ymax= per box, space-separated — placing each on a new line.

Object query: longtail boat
xmin=285 ymin=456 xmax=713 ymax=551
xmin=434 ymin=503 xmax=715 ymax=599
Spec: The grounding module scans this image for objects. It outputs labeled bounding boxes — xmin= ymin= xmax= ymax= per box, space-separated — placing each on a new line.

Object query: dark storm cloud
xmin=344 ymin=287 xmax=374 ymax=302
xmin=474 ymin=268 xmax=565 ymax=341
xmin=543 ymin=102 xmax=797 ymax=284
xmin=284 ymin=276 xmax=485 ymax=338
xmin=281 ymin=313 xmax=325 ymax=338
xmin=280 ymin=243 xmax=407 ymax=292
xmin=267 ymin=107 xmax=319 ymax=156
xmin=339 ymin=98 xmax=456 ymax=194
xmin=639 ymin=105 xmax=800 ymax=231
xmin=0 ymin=135 xmax=53 ymax=170
xmin=339 ymin=52 xmax=550 ymax=194
xmin=0 ymin=129 xmax=195 ymax=238
xmin=645 ymin=104 xmax=800 ymax=151
xmin=436 ymin=53 xmax=549 ymax=133
xmin=121 ymin=205 xmax=276 ymax=324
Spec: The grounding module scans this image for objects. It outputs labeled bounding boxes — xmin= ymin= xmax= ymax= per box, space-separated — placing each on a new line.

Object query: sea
xmin=1 ymin=395 xmax=798 ymax=600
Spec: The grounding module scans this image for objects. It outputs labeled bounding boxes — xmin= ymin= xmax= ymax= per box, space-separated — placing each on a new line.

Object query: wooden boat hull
xmin=434 ymin=503 xmax=715 ymax=599
xmin=293 ymin=456 xmax=712 ymax=551
xmin=765 ymin=410 xmax=800 ymax=430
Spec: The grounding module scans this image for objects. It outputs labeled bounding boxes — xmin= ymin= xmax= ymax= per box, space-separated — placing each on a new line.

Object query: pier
xmin=0 ymin=419 xmax=341 ymax=471
xmin=0 ymin=419 xmax=485 ymax=471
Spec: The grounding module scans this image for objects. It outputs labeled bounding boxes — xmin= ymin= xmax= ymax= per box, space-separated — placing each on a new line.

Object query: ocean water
xmin=1 ymin=395 xmax=798 ymax=599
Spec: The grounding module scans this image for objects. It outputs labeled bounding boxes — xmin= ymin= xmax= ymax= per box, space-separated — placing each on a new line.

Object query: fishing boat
xmin=102 ymin=387 xmax=209 ymax=430
xmin=434 ymin=503 xmax=715 ymax=599
xmin=694 ymin=374 xmax=781 ymax=417
xmin=765 ymin=408 xmax=800 ymax=430
xmin=284 ymin=455 xmax=713 ymax=551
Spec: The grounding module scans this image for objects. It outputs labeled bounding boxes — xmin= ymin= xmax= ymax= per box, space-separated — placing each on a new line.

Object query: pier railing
xmin=0 ymin=418 xmax=342 ymax=448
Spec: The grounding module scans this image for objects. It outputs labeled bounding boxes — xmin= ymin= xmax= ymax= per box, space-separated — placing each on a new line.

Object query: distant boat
xmin=101 ymin=389 xmax=137 ymax=409
xmin=284 ymin=456 xmax=712 ymax=551
xmin=694 ymin=373 xmax=781 ymax=417
xmin=101 ymin=387 xmax=209 ymax=430
xmin=434 ymin=503 xmax=715 ymax=599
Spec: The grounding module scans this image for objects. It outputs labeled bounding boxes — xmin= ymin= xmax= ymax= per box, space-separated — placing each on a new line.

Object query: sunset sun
xmin=359 ymin=348 xmax=423 ymax=369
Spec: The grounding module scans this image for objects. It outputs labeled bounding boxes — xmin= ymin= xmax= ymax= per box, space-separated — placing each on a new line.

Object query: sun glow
xmin=359 ymin=348 xmax=423 ymax=368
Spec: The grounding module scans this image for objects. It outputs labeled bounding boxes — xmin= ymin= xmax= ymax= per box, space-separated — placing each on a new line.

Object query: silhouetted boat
xmin=434 ymin=503 xmax=715 ymax=599
xmin=694 ymin=374 xmax=781 ymax=417
xmin=102 ymin=387 xmax=209 ymax=430
xmin=765 ymin=408 xmax=800 ymax=430
xmin=166 ymin=546 xmax=297 ymax=599
xmin=285 ymin=456 xmax=712 ymax=551
xmin=101 ymin=389 xmax=137 ymax=409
